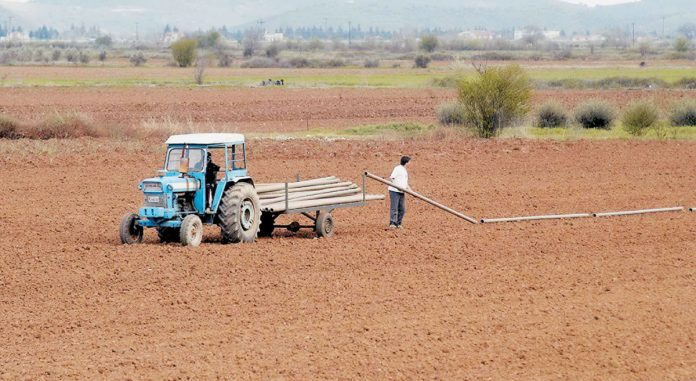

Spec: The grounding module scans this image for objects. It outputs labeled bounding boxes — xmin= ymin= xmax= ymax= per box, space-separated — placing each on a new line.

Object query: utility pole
xmin=348 ymin=21 xmax=352 ymax=48
xmin=662 ymin=16 xmax=665 ymax=39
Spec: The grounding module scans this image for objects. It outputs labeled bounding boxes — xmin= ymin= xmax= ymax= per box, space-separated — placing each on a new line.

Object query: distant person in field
xmin=388 ymin=156 xmax=411 ymax=229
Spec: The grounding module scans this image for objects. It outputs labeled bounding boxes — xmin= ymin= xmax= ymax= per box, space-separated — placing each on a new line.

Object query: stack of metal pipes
xmin=256 ymin=176 xmax=384 ymax=213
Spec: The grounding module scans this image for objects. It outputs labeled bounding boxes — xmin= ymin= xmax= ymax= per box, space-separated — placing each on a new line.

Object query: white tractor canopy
xmin=165 ymin=133 xmax=245 ymax=146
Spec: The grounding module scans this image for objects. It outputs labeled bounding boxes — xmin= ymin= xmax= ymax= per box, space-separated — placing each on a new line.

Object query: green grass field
xmin=5 ymin=64 xmax=696 ymax=88
xmin=257 ymin=122 xmax=696 ymax=141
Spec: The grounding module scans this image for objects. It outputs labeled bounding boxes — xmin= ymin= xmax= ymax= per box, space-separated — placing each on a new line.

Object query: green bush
xmin=171 ymin=38 xmax=197 ymax=67
xmin=622 ymin=101 xmax=659 ymax=136
xmin=363 ymin=59 xmax=380 ymax=68
xmin=0 ymin=116 xmax=20 ymax=139
xmin=574 ymin=101 xmax=616 ymax=129
xmin=419 ymin=35 xmax=439 ymax=52
xmin=669 ymin=101 xmax=696 ymax=126
xmin=414 ymin=55 xmax=431 ymax=68
xmin=436 ymin=102 xmax=466 ymax=125
xmin=536 ymin=102 xmax=568 ymax=128
xmin=458 ymin=64 xmax=532 ymax=138
xmin=675 ymin=78 xmax=696 ymax=89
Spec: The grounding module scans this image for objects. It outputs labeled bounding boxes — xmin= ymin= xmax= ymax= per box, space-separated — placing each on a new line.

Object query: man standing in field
xmin=388 ymin=156 xmax=411 ymax=229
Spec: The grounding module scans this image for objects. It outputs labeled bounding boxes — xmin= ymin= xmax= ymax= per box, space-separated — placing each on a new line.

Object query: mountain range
xmin=0 ymin=0 xmax=694 ymax=37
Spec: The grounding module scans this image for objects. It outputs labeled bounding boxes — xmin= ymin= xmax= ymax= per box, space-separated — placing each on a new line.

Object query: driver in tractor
xmin=205 ymin=152 xmax=220 ymax=213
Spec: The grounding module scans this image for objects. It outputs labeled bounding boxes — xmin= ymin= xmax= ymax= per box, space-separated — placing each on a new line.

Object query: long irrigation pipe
xmin=258 ymin=182 xmax=355 ymax=198
xmin=255 ymin=177 xmax=339 ymax=193
xmin=592 ymin=207 xmax=684 ymax=218
xmin=364 ymin=171 xmax=478 ymax=224
xmin=482 ymin=207 xmax=685 ymax=224
xmin=481 ymin=213 xmax=593 ymax=224
xmin=259 ymin=185 xmax=358 ymax=204
xmin=260 ymin=188 xmax=361 ymax=207
xmin=690 ymin=208 xmax=695 ymax=212
xmin=262 ymin=194 xmax=385 ymax=213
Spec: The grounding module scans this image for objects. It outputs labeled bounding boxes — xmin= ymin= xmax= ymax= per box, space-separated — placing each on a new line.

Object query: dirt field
xmin=1 ymin=137 xmax=695 ymax=379
xmin=1 ymin=87 xmax=694 ymax=132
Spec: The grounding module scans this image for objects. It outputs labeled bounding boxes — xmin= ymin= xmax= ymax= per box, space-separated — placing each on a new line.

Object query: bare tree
xmin=194 ymin=55 xmax=206 ymax=85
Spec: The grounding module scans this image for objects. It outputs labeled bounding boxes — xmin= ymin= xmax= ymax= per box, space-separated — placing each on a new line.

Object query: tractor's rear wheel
xmin=119 ymin=213 xmax=143 ymax=244
xmin=180 ymin=214 xmax=203 ymax=247
xmin=157 ymin=227 xmax=180 ymax=243
xmin=218 ymin=182 xmax=260 ymax=244
xmin=258 ymin=212 xmax=275 ymax=238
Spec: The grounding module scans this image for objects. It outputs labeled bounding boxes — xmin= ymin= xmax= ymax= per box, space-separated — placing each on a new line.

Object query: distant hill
xmin=2 ymin=0 xmax=695 ymax=37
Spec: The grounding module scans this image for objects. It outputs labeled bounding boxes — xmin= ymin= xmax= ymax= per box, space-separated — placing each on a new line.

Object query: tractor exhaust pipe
xmin=364 ymin=171 xmax=478 ymax=224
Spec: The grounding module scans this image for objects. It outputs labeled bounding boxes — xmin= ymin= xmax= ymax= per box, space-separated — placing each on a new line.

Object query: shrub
xmin=65 ymin=49 xmax=78 ymax=63
xmin=51 ymin=49 xmax=61 ymax=61
xmin=240 ymin=57 xmax=282 ymax=68
xmin=622 ymin=101 xmax=659 ymax=136
xmin=194 ymin=56 xmax=206 ymax=85
xmin=79 ymin=52 xmax=90 ymax=64
xmin=574 ymin=101 xmax=616 ymax=129
xmin=414 ymin=55 xmax=431 ymax=68
xmin=458 ymin=64 xmax=532 ymax=138
xmin=26 ymin=114 xmax=104 ymax=139
xmin=419 ymin=35 xmax=439 ymax=52
xmin=536 ymin=102 xmax=568 ymax=128
xmin=98 ymin=50 xmax=107 ymax=62
xmin=363 ymin=59 xmax=379 ymax=68
xmin=265 ymin=43 xmax=280 ymax=58
xmin=436 ymin=102 xmax=466 ymax=125
xmin=326 ymin=58 xmax=345 ymax=67
xmin=95 ymin=35 xmax=113 ymax=48
xmin=129 ymin=52 xmax=147 ymax=66
xmin=288 ymin=57 xmax=310 ymax=68
xmin=217 ymin=52 xmax=231 ymax=67
xmin=669 ymin=101 xmax=696 ymax=126
xmin=0 ymin=116 xmax=20 ymax=139
xmin=675 ymin=78 xmax=696 ymax=89
xmin=674 ymin=37 xmax=691 ymax=53
xmin=171 ymin=38 xmax=197 ymax=67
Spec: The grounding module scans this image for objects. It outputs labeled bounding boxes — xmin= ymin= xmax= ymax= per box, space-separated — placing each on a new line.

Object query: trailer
xmin=257 ymin=174 xmax=384 ymax=238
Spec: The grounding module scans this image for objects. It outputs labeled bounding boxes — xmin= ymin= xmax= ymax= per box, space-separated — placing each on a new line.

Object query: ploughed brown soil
xmin=1 ymin=137 xmax=695 ymax=379
xmin=1 ymin=87 xmax=694 ymax=132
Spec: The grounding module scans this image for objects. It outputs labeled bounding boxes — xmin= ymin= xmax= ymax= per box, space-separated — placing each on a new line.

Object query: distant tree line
xmin=28 ymin=26 xmax=60 ymax=40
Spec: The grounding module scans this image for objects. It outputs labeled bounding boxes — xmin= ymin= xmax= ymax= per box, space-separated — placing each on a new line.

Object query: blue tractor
xmin=119 ymin=133 xmax=260 ymax=247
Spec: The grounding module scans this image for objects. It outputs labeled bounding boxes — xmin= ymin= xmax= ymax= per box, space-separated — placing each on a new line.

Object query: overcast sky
xmin=563 ymin=0 xmax=639 ymax=5
xmin=0 ymin=0 xmax=641 ymax=3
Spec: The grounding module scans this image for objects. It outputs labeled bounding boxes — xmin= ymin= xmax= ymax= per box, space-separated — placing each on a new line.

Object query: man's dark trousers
xmin=389 ymin=191 xmax=406 ymax=226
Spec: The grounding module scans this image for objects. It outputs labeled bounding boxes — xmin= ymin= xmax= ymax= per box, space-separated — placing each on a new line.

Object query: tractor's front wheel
xmin=218 ymin=182 xmax=260 ymax=244
xmin=119 ymin=213 xmax=143 ymax=244
xmin=180 ymin=214 xmax=203 ymax=247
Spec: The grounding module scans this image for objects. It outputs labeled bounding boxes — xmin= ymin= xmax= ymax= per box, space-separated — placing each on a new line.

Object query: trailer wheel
xmin=180 ymin=215 xmax=203 ymax=247
xmin=219 ymin=182 xmax=260 ymax=244
xmin=315 ymin=212 xmax=334 ymax=238
xmin=259 ymin=213 xmax=275 ymax=237
xmin=119 ymin=213 xmax=143 ymax=244
xmin=157 ymin=227 xmax=180 ymax=243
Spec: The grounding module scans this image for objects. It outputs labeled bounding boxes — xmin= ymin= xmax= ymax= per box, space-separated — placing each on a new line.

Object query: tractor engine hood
xmin=140 ymin=176 xmax=199 ymax=193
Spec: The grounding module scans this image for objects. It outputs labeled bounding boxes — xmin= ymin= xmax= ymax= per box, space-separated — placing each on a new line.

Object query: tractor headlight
xmin=167 ymin=184 xmax=174 ymax=192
